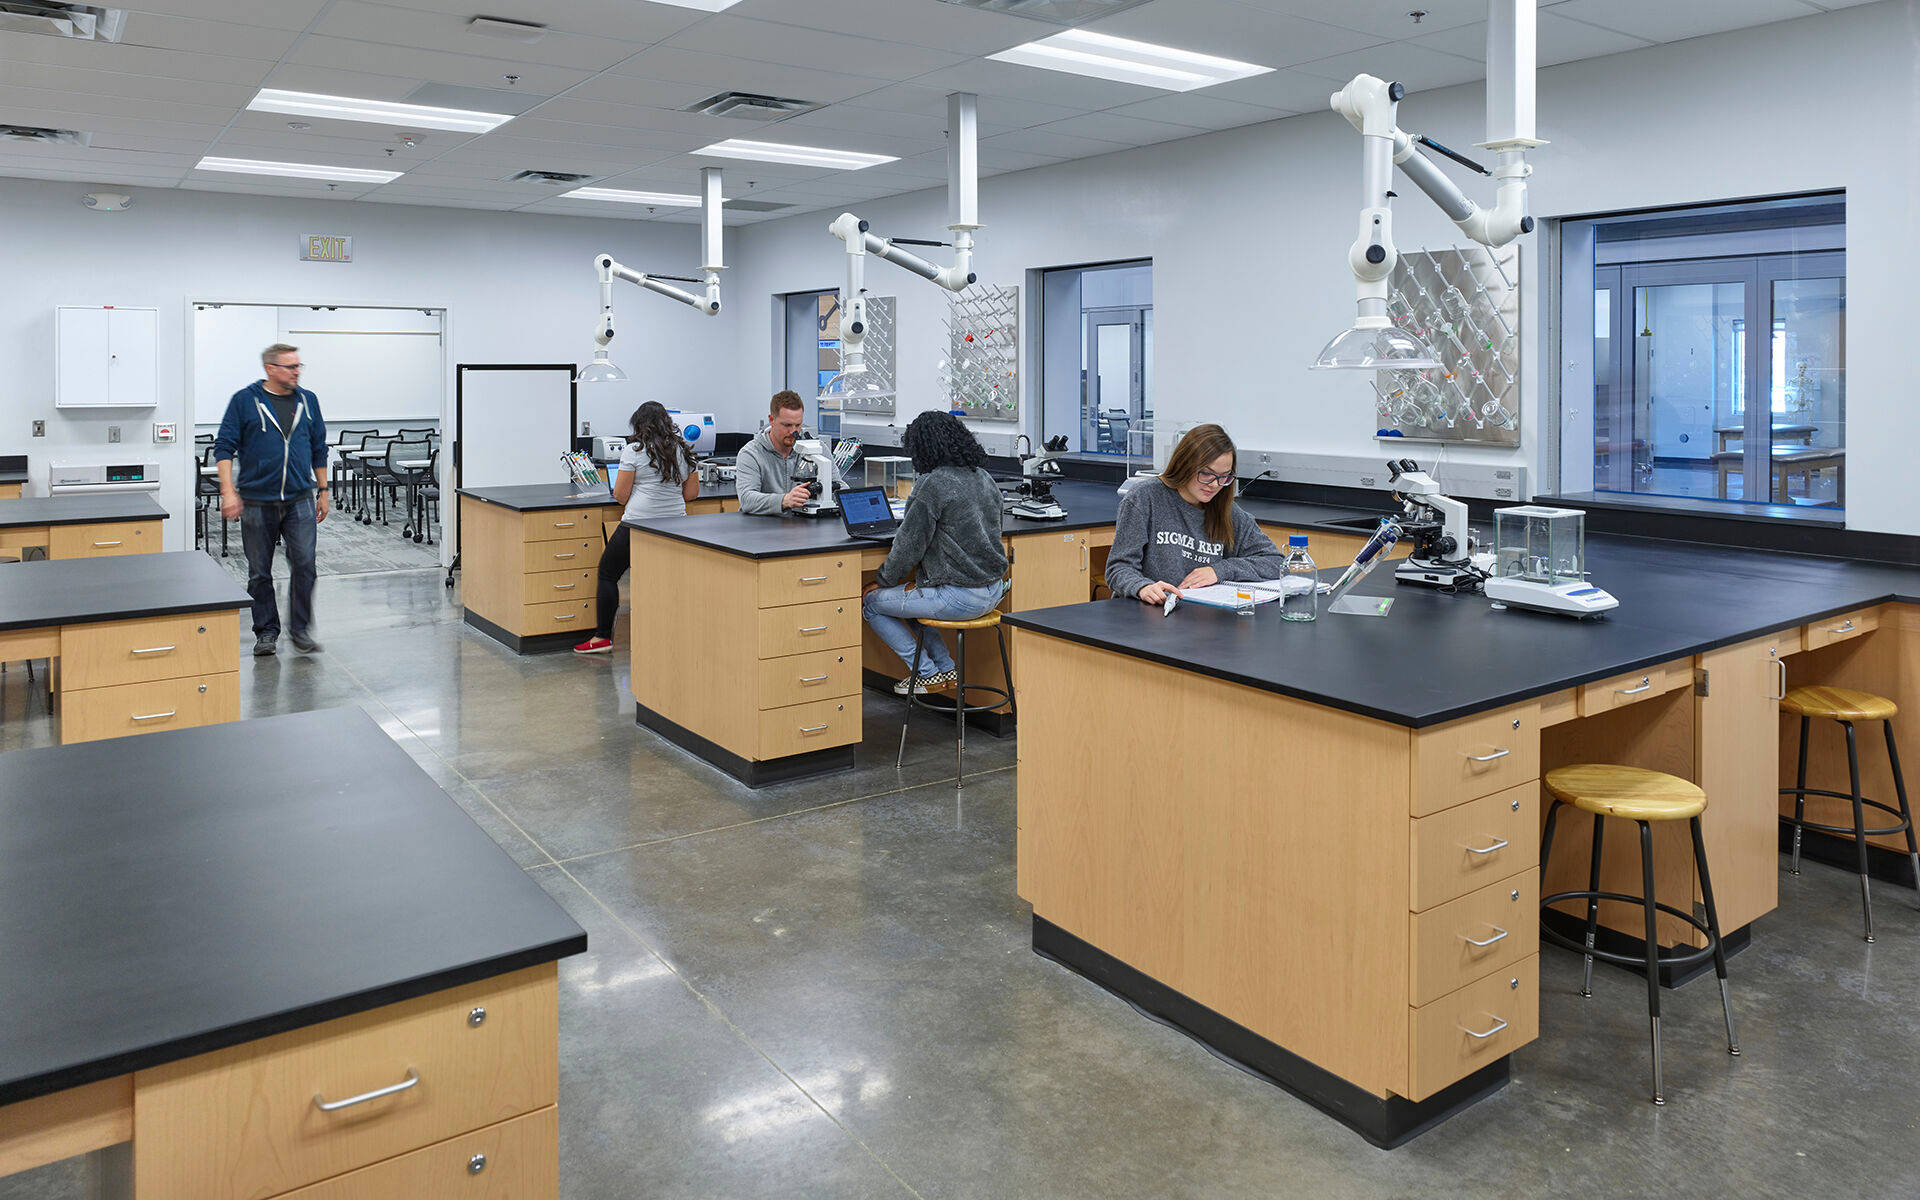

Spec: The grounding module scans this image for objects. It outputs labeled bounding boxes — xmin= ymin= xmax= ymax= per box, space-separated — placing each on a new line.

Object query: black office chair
xmin=332 ymin=427 xmax=381 ymax=517
xmin=356 ymin=433 xmax=400 ymax=524
xmin=195 ymin=443 xmax=230 ymax=557
xmin=382 ymin=439 xmax=433 ymax=543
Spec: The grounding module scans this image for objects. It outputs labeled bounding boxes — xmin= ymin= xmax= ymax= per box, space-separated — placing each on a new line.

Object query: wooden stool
xmin=1779 ymin=685 xmax=1918 ymax=943
xmin=896 ymin=610 xmax=1014 ymax=790
xmin=1539 ymin=764 xmax=1739 ymax=1105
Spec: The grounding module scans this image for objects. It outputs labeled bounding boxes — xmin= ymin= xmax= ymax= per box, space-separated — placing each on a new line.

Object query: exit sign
xmin=300 ymin=235 xmax=352 ymax=262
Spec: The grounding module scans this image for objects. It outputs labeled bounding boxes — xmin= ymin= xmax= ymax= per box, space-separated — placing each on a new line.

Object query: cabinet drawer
xmin=61 ymin=610 xmax=240 ymax=690
xmin=757 ymin=597 xmax=860 ymax=659
xmin=60 ymin=672 xmax=238 ymax=745
xmin=0 ymin=525 xmax=48 ymax=554
xmin=519 ymin=509 xmax=604 ymax=540
xmin=521 ymin=568 xmax=594 ymax=605
xmin=520 ymin=597 xmax=594 ymax=635
xmin=49 ymin=520 xmax=160 ymax=559
xmin=1409 ymin=868 xmax=1538 ymax=1006
xmin=1410 ymin=702 xmax=1540 ymax=817
xmin=273 ymin=1106 xmax=557 ymax=1200
xmin=1406 ymin=955 xmax=1538 ymax=1102
xmin=519 ymin=538 xmax=600 ymax=573
xmin=757 ymin=553 xmax=860 ymax=607
xmin=757 ymin=647 xmax=861 ymax=710
xmin=757 ymin=695 xmax=861 ymax=759
xmin=1576 ymin=661 xmax=1689 ymax=718
xmin=1409 ymin=781 xmax=1539 ymax=912
xmin=1802 ymin=606 xmax=1878 ymax=652
xmin=133 ymin=965 xmax=557 ymax=1200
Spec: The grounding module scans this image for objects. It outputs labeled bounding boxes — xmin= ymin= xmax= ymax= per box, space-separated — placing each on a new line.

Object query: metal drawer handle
xmin=1464 ymin=747 xmax=1511 ymax=763
xmin=799 ymin=575 xmax=828 ymax=583
xmin=554 ymin=613 xmax=577 ymax=620
xmin=799 ymin=675 xmax=829 ymax=683
xmin=553 ymin=521 xmax=576 ymax=528
xmin=798 ymin=625 xmax=828 ymax=633
xmin=553 ymin=552 xmax=576 ymax=559
xmin=1459 ymin=1015 xmax=1509 ymax=1040
xmin=1460 ymin=926 xmax=1510 ymax=948
xmin=131 ymin=710 xmax=177 ymax=721
xmin=1773 ymin=657 xmax=1787 ymax=702
xmin=1464 ymin=837 xmax=1509 ymax=856
xmin=130 ymin=645 xmax=177 ymax=655
xmin=1616 ymin=677 xmax=1653 ymax=695
xmin=1828 ymin=620 xmax=1855 ymax=634
xmin=552 ymin=583 xmax=577 ymax=590
xmin=315 ymin=1067 xmax=419 ymax=1112
xmin=800 ymin=724 xmax=829 ymax=733
xmin=93 ymin=540 xmax=123 ymax=547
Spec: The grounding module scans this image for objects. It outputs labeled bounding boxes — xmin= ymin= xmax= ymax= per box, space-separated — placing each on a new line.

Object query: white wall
xmin=0 ymin=181 xmax=740 ymax=550
xmin=729 ymin=0 xmax=1917 ymax=534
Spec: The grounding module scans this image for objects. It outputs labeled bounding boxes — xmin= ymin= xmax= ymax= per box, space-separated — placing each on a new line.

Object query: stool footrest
xmin=1777 ymin=787 xmax=1912 ymax=839
xmin=1540 ymin=889 xmax=1719 ymax=971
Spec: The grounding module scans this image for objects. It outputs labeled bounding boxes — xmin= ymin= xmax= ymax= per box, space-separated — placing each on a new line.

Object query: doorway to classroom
xmin=188 ymin=302 xmax=449 ymax=585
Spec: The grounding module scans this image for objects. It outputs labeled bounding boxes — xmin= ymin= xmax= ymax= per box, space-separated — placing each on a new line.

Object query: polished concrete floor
xmin=4 ymin=566 xmax=1919 ymax=1198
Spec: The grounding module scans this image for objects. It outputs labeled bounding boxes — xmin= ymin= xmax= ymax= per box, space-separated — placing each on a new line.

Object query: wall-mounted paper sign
xmin=300 ymin=235 xmax=352 ymax=262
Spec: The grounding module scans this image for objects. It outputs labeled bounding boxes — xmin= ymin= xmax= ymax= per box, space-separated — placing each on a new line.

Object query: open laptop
xmin=839 ymin=486 xmax=899 ymax=543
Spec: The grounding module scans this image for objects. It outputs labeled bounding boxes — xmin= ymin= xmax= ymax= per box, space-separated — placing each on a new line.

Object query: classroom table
xmin=1712 ymin=422 xmax=1818 ymax=454
xmin=1004 ymin=534 xmax=1920 ymax=1146
xmin=0 ymin=551 xmax=249 ymax=745
xmin=624 ymin=479 xmax=1413 ymax=786
xmin=0 ymin=493 xmax=167 ymax=560
xmin=0 ymin=707 xmax=588 ymax=1197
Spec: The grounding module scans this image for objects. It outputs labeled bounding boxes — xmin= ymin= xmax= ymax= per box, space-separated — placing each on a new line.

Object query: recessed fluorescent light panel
xmin=695 ymin=138 xmax=895 ymax=170
xmin=196 ymin=156 xmax=403 ymax=184
xmin=988 ymin=29 xmax=1271 ymax=92
xmin=559 ymin=186 xmax=702 ymax=206
xmin=247 ymin=88 xmax=514 ymax=134
xmin=644 ymin=0 xmax=746 ymax=9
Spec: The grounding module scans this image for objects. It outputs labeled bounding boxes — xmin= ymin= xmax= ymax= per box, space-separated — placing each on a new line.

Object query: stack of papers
xmin=1176 ymin=584 xmax=1280 ymax=609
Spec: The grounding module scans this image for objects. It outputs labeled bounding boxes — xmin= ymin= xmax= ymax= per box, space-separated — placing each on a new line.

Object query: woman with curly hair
xmin=574 ymin=401 xmax=700 ymax=654
xmin=862 ymin=410 xmax=1008 ymax=693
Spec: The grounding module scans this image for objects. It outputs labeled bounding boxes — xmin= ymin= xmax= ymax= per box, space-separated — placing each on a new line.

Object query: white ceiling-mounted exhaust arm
xmin=580 ymin=167 xmax=725 ymax=383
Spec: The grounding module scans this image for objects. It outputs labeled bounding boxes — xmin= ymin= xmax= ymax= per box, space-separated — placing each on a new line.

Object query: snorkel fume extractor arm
xmin=582 ymin=167 xmax=724 ymax=382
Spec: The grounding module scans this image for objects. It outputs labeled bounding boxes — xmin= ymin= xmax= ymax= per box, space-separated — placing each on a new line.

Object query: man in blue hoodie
xmin=215 ymin=343 xmax=330 ymax=657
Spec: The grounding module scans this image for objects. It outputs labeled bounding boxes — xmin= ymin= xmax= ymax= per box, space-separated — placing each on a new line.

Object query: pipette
xmin=1324 ymin=518 xmax=1404 ymax=608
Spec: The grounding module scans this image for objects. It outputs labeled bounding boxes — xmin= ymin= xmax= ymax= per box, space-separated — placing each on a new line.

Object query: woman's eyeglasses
xmin=1194 ymin=468 xmax=1234 ymax=488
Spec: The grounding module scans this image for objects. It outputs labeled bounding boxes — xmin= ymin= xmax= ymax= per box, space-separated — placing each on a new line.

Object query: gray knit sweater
xmin=876 ymin=466 xmax=1008 ymax=589
xmin=1104 ymin=479 xmax=1285 ymax=597
xmin=734 ymin=429 xmax=801 ymax=516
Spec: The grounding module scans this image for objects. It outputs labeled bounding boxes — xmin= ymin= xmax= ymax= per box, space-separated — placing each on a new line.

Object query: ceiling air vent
xmin=0 ymin=124 xmax=92 ymax=147
xmin=0 ymin=2 xmax=127 ymax=41
xmin=680 ymin=92 xmax=822 ymax=122
xmin=508 ymin=170 xmax=592 ymax=185
xmin=725 ymin=199 xmax=794 ymax=213
xmin=934 ymin=0 xmax=1154 ymax=23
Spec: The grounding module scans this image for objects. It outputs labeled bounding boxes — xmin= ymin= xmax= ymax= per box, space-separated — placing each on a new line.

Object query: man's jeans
xmin=240 ymin=495 xmax=317 ymax=640
xmin=862 ymin=582 xmax=1005 ymax=675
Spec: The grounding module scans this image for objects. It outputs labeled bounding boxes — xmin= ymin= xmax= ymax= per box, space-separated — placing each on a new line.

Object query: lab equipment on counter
xmin=579 ymin=168 xmax=723 ymax=384
xmin=668 ymin=411 xmax=716 ymax=456
xmin=1323 ymin=518 xmax=1402 ymax=617
xmin=1483 ymin=505 xmax=1618 ymax=617
xmin=1280 ymin=536 xmax=1318 ymax=622
xmin=792 ymin=437 xmax=842 ymax=517
xmin=561 ymin=451 xmax=607 ymax=496
xmin=1007 ymin=434 xmax=1068 ymax=520
xmin=864 ymin=455 xmax=915 ymax=497
xmin=1385 ymin=459 xmax=1491 ymax=590
xmin=591 ymin=435 xmax=626 ymax=460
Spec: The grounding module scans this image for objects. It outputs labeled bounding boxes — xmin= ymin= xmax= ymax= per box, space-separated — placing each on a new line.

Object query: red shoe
xmin=572 ymin=636 xmax=613 ymax=655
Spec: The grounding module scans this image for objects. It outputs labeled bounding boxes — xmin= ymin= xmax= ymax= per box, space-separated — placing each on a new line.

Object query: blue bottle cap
xmin=1289 ymin=534 xmax=1308 ymax=547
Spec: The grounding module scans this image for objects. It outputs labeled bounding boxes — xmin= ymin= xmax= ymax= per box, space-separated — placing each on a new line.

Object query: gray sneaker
xmin=253 ymin=635 xmax=277 ymax=657
xmin=289 ymin=631 xmax=323 ymax=653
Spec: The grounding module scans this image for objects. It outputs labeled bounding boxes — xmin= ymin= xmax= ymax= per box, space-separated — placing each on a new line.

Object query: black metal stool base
xmin=894 ymin=619 xmax=1017 ymax=790
xmin=1780 ymin=714 xmax=1920 ymax=944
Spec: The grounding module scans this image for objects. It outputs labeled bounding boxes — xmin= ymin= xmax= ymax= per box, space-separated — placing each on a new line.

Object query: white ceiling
xmin=0 ymin=0 xmax=1869 ymax=224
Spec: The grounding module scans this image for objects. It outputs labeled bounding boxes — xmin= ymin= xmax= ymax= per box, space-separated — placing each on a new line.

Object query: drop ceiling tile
xmin=260 ymin=65 xmax=431 ymax=103
xmin=116 ymin=0 xmax=329 ymax=30
xmin=0 ymin=84 xmax=237 ymax=127
xmin=1232 ymin=0 xmax=1485 ymax=40
xmin=367 ymin=192 xmax=513 ymax=210
xmin=0 ymin=162 xmax=189 ymax=185
xmin=345 ymin=0 xmax=707 ymax=43
xmin=519 ymin=97 xmax=753 ymax=137
xmin=0 ymin=104 xmax=227 ymax=143
xmin=907 ymin=58 xmax=1161 ymax=110
xmin=606 ymin=45 xmax=895 ymax=105
xmin=1549 ymin=0 xmax=1822 ymax=43
xmin=1801 ymin=0 xmax=1884 ymax=7
xmin=225 ymin=110 xmax=466 ymax=149
xmin=1037 ymin=111 xmax=1202 ymax=147
xmin=208 ymin=138 xmax=428 ymax=170
xmin=903 ymin=145 xmax=1066 ymax=176
xmin=721 ymin=0 xmax=1042 ymax=56
xmin=1200 ymin=65 xmax=1350 ymax=110
xmin=87 ymin=133 xmax=221 ymax=156
xmin=1288 ymin=41 xmax=1484 ymax=93
xmin=0 ymin=35 xmax=274 ymax=86
xmin=980 ymin=127 xmax=1128 ymax=160
xmin=485 ymin=117 xmax=707 ymax=154
xmin=772 ymin=104 xmax=950 ymax=143
xmin=1414 ymin=12 xmax=1655 ymax=66
xmin=1082 ymin=0 xmax=1381 ymax=69
xmin=115 ymin=12 xmax=299 ymax=60
xmin=181 ymin=176 xmax=381 ymax=199
xmin=451 ymin=130 xmax=702 ymax=163
xmin=0 ymin=144 xmax=197 ymax=169
xmin=837 ymin=84 xmax=1089 ymax=133
xmin=212 ymin=127 xmax=423 ymax=161
xmin=661 ymin=15 xmax=967 ymax=81
xmin=0 ymin=61 xmax=258 ymax=109
xmin=308 ymin=2 xmax=647 ymax=73
xmin=560 ymin=73 xmax=720 ymax=110
xmin=1102 ymin=92 xmax=1294 ymax=129
xmin=282 ymin=35 xmax=593 ymax=95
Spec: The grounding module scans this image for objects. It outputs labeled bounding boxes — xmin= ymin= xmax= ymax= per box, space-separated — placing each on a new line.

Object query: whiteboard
xmin=191 ymin=304 xmax=443 ymax=425
xmin=457 ymin=366 xmax=574 ymax=490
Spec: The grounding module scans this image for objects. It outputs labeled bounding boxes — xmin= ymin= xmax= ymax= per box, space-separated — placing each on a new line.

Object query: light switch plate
xmin=108 ymin=425 xmax=121 ymax=443
xmin=32 ymin=420 xmax=44 ymax=437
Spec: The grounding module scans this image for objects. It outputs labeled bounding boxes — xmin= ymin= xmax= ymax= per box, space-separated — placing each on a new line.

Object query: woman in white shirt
xmin=574 ymin=402 xmax=699 ymax=654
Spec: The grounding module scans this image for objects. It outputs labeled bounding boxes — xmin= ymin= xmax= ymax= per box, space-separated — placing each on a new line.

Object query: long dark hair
xmin=1160 ymin=423 xmax=1238 ymax=552
xmin=903 ymin=410 xmax=987 ymax=474
xmin=628 ymin=401 xmax=693 ymax=485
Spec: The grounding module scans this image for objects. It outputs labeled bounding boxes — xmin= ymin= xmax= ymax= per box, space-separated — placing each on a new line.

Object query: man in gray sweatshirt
xmin=735 ymin=390 xmax=811 ymax=516
xmin=1104 ymin=478 xmax=1286 ymax=599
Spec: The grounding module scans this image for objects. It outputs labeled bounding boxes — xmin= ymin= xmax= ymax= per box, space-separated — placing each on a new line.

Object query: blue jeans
xmin=862 ymin=582 xmax=1005 ymax=675
xmin=240 ymin=495 xmax=318 ymax=640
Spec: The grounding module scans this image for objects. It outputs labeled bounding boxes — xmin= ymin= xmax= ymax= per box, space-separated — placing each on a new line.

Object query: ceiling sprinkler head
xmin=503 ymin=73 xmax=520 ymax=85
xmin=1409 ymin=9 xmax=1427 ymax=22
xmin=287 ymin=121 xmax=311 ymax=130
xmin=397 ymin=133 xmax=418 ymax=147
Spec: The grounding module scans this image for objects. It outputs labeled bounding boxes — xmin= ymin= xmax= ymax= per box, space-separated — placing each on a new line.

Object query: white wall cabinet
xmin=56 ymin=305 xmax=157 ymax=408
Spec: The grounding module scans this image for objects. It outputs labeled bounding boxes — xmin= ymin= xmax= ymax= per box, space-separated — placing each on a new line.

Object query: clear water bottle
xmin=1280 ymin=535 xmax=1317 ymax=622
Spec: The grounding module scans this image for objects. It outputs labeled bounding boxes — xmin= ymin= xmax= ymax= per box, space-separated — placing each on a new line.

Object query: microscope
xmin=1385 ymin=459 xmax=1486 ymax=589
xmin=792 ymin=437 xmax=841 ymax=517
xmin=1009 ymin=434 xmax=1069 ymax=521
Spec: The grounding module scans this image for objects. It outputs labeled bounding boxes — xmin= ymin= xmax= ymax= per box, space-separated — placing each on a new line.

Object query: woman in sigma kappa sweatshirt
xmin=1104 ymin=423 xmax=1286 ymax=605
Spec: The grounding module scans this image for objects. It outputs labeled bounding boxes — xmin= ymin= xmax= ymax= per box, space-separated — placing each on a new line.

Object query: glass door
xmin=1760 ymin=252 xmax=1845 ymax=505
xmin=1084 ymin=307 xmax=1144 ymax=455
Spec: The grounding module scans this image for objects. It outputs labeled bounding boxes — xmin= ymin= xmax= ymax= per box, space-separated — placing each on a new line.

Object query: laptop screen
xmin=840 ymin=487 xmax=894 ymax=530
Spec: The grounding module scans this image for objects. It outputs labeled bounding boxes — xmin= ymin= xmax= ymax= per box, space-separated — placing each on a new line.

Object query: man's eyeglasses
xmin=271 ymin=362 xmax=305 ymax=372
xmin=1194 ymin=468 xmax=1234 ymax=488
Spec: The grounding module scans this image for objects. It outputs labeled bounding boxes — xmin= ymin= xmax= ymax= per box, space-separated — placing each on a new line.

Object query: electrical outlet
xmin=581 ymin=421 xmax=591 ymax=437
xmin=32 ymin=420 xmax=44 ymax=437
xmin=108 ymin=425 xmax=121 ymax=443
